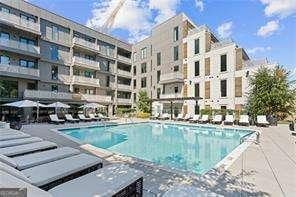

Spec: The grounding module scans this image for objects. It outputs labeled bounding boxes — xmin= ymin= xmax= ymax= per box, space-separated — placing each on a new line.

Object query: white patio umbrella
xmin=79 ymin=103 xmax=105 ymax=109
xmin=47 ymin=102 xmax=70 ymax=114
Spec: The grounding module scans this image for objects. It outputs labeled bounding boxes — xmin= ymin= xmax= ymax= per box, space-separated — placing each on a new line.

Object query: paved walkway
xmin=21 ymin=122 xmax=296 ymax=196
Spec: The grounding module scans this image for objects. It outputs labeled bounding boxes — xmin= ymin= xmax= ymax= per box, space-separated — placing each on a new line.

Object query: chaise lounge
xmin=78 ymin=114 xmax=92 ymax=122
xmin=189 ymin=115 xmax=200 ymax=123
xmin=198 ymin=115 xmax=209 ymax=123
xmin=224 ymin=115 xmax=234 ymax=125
xmin=65 ymin=114 xmax=79 ymax=123
xmin=212 ymin=115 xmax=222 ymax=124
xmin=256 ymin=115 xmax=269 ymax=127
xmin=239 ymin=115 xmax=250 ymax=126
xmin=49 ymin=114 xmax=65 ymax=124
xmin=0 ymin=137 xmax=43 ymax=148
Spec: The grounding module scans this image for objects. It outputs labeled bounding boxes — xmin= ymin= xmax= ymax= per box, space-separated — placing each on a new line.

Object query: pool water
xmin=60 ymin=123 xmax=252 ymax=174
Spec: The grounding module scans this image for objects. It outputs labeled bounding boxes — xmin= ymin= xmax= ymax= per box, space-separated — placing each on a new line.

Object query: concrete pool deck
xmin=20 ymin=119 xmax=296 ymax=196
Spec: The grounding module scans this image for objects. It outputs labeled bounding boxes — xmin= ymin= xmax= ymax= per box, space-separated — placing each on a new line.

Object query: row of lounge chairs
xmin=151 ymin=113 xmax=270 ymax=126
xmin=0 ymin=128 xmax=144 ymax=196
xmin=49 ymin=113 xmax=110 ymax=124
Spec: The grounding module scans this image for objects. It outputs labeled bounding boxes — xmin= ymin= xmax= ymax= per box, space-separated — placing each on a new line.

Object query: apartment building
xmin=0 ymin=0 xmax=133 ymax=115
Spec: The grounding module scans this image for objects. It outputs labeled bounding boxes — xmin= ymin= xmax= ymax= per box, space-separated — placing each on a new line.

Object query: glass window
xmin=84 ymin=70 xmax=94 ymax=78
xmin=20 ymin=14 xmax=27 ymax=21
xmin=133 ymin=79 xmax=136 ymax=89
xmin=51 ymin=65 xmax=58 ymax=80
xmin=195 ymin=61 xmax=200 ymax=76
xmin=50 ymin=45 xmax=59 ymax=61
xmin=141 ymin=62 xmax=147 ymax=73
xmin=141 ymin=77 xmax=146 ymax=88
xmin=194 ymin=38 xmax=199 ymax=54
xmin=173 ymin=65 xmax=179 ymax=72
xmin=0 ymin=79 xmax=18 ymax=99
xmin=173 ymin=26 xmax=179 ymax=41
xmin=157 ymin=52 xmax=161 ymax=66
xmin=220 ymin=79 xmax=227 ymax=97
xmin=27 ymin=82 xmax=37 ymax=90
xmin=221 ymin=54 xmax=227 ymax=72
xmin=133 ymin=66 xmax=136 ymax=75
xmin=19 ymin=60 xmax=27 ymax=67
xmin=0 ymin=32 xmax=9 ymax=40
xmin=157 ymin=88 xmax=161 ymax=99
xmin=106 ymin=76 xmax=110 ymax=87
xmin=20 ymin=37 xmax=27 ymax=44
xmin=1 ymin=7 xmax=10 ymax=13
xmin=52 ymin=26 xmax=59 ymax=41
xmin=195 ymin=83 xmax=200 ymax=98
xmin=157 ymin=70 xmax=161 ymax=83
xmin=51 ymin=85 xmax=58 ymax=92
xmin=141 ymin=47 xmax=147 ymax=59
xmin=133 ymin=52 xmax=137 ymax=62
xmin=27 ymin=61 xmax=35 ymax=68
xmin=0 ymin=55 xmax=10 ymax=65
xmin=173 ymin=46 xmax=179 ymax=61
xmin=174 ymin=86 xmax=178 ymax=93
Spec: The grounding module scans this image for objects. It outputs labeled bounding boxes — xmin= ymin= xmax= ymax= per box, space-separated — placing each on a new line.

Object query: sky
xmin=29 ymin=0 xmax=296 ymax=75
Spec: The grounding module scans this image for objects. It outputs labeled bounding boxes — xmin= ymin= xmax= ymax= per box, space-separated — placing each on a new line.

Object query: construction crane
xmin=100 ymin=0 xmax=126 ymax=33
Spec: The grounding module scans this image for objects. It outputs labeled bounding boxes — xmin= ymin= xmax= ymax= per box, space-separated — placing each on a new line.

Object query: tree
xmin=137 ymin=91 xmax=151 ymax=113
xmin=247 ymin=66 xmax=296 ymax=120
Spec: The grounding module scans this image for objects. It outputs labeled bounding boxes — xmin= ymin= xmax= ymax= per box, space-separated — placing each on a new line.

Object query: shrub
xmin=136 ymin=112 xmax=150 ymax=119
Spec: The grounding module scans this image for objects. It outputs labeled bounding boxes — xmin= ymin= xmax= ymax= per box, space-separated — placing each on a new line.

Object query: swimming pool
xmin=59 ymin=122 xmax=253 ymax=174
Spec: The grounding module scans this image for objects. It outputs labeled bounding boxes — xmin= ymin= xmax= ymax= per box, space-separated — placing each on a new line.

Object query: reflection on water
xmin=63 ymin=123 xmax=251 ymax=174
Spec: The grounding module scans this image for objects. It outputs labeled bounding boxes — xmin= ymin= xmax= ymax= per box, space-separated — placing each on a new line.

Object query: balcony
xmin=81 ymin=94 xmax=112 ymax=103
xmin=117 ymin=55 xmax=131 ymax=64
xmin=0 ymin=11 xmax=40 ymax=35
xmin=99 ymin=46 xmax=116 ymax=58
xmin=117 ymin=98 xmax=132 ymax=104
xmin=72 ymin=75 xmax=100 ymax=87
xmin=159 ymin=72 xmax=184 ymax=84
xmin=160 ymin=93 xmax=183 ymax=99
xmin=117 ymin=83 xmax=132 ymax=91
xmin=58 ymin=74 xmax=71 ymax=84
xmin=72 ymin=56 xmax=100 ymax=70
xmin=0 ymin=63 xmax=39 ymax=78
xmin=24 ymin=90 xmax=73 ymax=100
xmin=72 ymin=37 xmax=97 ymax=51
xmin=0 ymin=38 xmax=40 ymax=55
xmin=117 ymin=69 xmax=132 ymax=77
xmin=211 ymin=38 xmax=234 ymax=50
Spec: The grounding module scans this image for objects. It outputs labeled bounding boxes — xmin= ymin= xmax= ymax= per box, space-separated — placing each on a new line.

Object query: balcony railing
xmin=0 ymin=63 xmax=39 ymax=77
xmin=81 ymin=94 xmax=112 ymax=103
xmin=72 ymin=37 xmax=97 ymax=51
xmin=99 ymin=46 xmax=116 ymax=58
xmin=72 ymin=75 xmax=100 ymax=87
xmin=117 ymin=83 xmax=132 ymax=91
xmin=117 ymin=98 xmax=132 ymax=104
xmin=58 ymin=74 xmax=71 ymax=84
xmin=117 ymin=69 xmax=132 ymax=77
xmin=73 ymin=56 xmax=100 ymax=70
xmin=211 ymin=38 xmax=234 ymax=50
xmin=117 ymin=55 xmax=132 ymax=63
xmin=0 ymin=11 xmax=40 ymax=34
xmin=0 ymin=38 xmax=40 ymax=54
xmin=159 ymin=72 xmax=183 ymax=84
xmin=24 ymin=90 xmax=73 ymax=100
xmin=160 ymin=93 xmax=183 ymax=99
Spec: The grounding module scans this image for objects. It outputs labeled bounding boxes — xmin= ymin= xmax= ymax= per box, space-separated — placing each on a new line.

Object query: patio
xmin=20 ymin=120 xmax=296 ymax=196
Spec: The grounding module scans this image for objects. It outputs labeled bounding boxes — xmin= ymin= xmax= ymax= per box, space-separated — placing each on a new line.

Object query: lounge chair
xmin=88 ymin=114 xmax=101 ymax=121
xmin=22 ymin=153 xmax=103 ymax=190
xmin=239 ymin=115 xmax=250 ymax=126
xmin=175 ymin=114 xmax=183 ymax=121
xmin=158 ymin=113 xmax=170 ymax=120
xmin=150 ymin=113 xmax=159 ymax=120
xmin=0 ymin=137 xmax=42 ymax=148
xmin=212 ymin=115 xmax=222 ymax=124
xmin=78 ymin=114 xmax=92 ymax=122
xmin=198 ymin=115 xmax=209 ymax=123
xmin=224 ymin=115 xmax=234 ymax=125
xmin=189 ymin=115 xmax=200 ymax=123
xmin=49 ymin=164 xmax=144 ymax=197
xmin=49 ymin=114 xmax=65 ymax=124
xmin=0 ymin=132 xmax=30 ymax=141
xmin=0 ymin=141 xmax=57 ymax=157
xmin=97 ymin=113 xmax=110 ymax=121
xmin=257 ymin=115 xmax=269 ymax=127
xmin=183 ymin=114 xmax=192 ymax=121
xmin=0 ymin=171 xmax=52 ymax=197
xmin=8 ymin=147 xmax=80 ymax=170
xmin=65 ymin=114 xmax=79 ymax=123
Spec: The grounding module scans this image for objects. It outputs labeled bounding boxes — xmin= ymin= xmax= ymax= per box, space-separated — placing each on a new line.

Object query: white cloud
xmin=260 ymin=0 xmax=296 ymax=18
xmin=86 ymin=0 xmax=181 ymax=43
xmin=217 ymin=21 xmax=233 ymax=38
xmin=247 ymin=46 xmax=272 ymax=54
xmin=195 ymin=0 xmax=204 ymax=12
xmin=257 ymin=20 xmax=279 ymax=37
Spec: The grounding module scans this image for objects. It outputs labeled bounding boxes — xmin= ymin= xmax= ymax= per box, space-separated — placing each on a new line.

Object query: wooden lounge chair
xmin=256 ymin=115 xmax=269 ymax=127
xmin=78 ymin=114 xmax=92 ymax=122
xmin=49 ymin=164 xmax=144 ymax=197
xmin=65 ymin=114 xmax=79 ymax=123
xmin=224 ymin=115 xmax=234 ymax=125
xmin=49 ymin=114 xmax=65 ymax=124
xmin=212 ymin=115 xmax=222 ymax=124
xmin=198 ymin=115 xmax=209 ymax=123
xmin=239 ymin=115 xmax=250 ymax=126
xmin=189 ymin=115 xmax=200 ymax=123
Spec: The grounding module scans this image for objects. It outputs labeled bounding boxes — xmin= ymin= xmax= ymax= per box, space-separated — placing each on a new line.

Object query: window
xmin=157 ymin=88 xmax=161 ymax=99
xmin=19 ymin=60 xmax=27 ymax=67
xmin=133 ymin=66 xmax=136 ymax=75
xmin=85 ymin=54 xmax=95 ymax=60
xmin=133 ymin=93 xmax=136 ymax=101
xmin=194 ymin=83 xmax=200 ymax=98
xmin=50 ymin=45 xmax=59 ymax=61
xmin=141 ymin=62 xmax=147 ymax=73
xmin=150 ymin=76 xmax=152 ymax=86
xmin=133 ymin=52 xmax=137 ymax=62
xmin=174 ymin=86 xmax=178 ymax=93
xmin=84 ymin=70 xmax=94 ymax=78
xmin=100 ymin=60 xmax=110 ymax=72
xmin=194 ymin=61 xmax=200 ymax=76
xmin=157 ymin=52 xmax=161 ymax=66
xmin=133 ymin=79 xmax=136 ymax=89
xmin=27 ymin=61 xmax=35 ymax=68
xmin=20 ymin=14 xmax=35 ymax=22
xmin=173 ymin=46 xmax=179 ymax=61
xmin=157 ymin=70 xmax=161 ymax=83
xmin=141 ymin=77 xmax=146 ymax=88
xmin=194 ymin=38 xmax=200 ymax=54
xmin=51 ymin=85 xmax=58 ymax=92
xmin=19 ymin=59 xmax=36 ymax=68
xmin=1 ymin=7 xmax=10 ymax=13
xmin=51 ymin=65 xmax=58 ymax=80
xmin=150 ymin=45 xmax=153 ymax=56
xmin=0 ymin=32 xmax=10 ymax=41
xmin=0 ymin=79 xmax=17 ymax=99
xmin=52 ymin=26 xmax=59 ymax=41
xmin=220 ymin=79 xmax=227 ymax=97
xmin=20 ymin=37 xmax=35 ymax=45
xmin=27 ymin=83 xmax=37 ymax=90
xmin=173 ymin=65 xmax=179 ymax=72
xmin=0 ymin=55 xmax=10 ymax=65
xmin=221 ymin=106 xmax=227 ymax=110
xmin=141 ymin=47 xmax=147 ymax=59
xmin=220 ymin=54 xmax=227 ymax=72
xmin=106 ymin=76 xmax=110 ymax=87
xmin=173 ymin=26 xmax=179 ymax=41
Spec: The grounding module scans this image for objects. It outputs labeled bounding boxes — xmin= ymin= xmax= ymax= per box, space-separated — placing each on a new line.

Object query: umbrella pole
xmin=37 ymin=101 xmax=40 ymax=122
